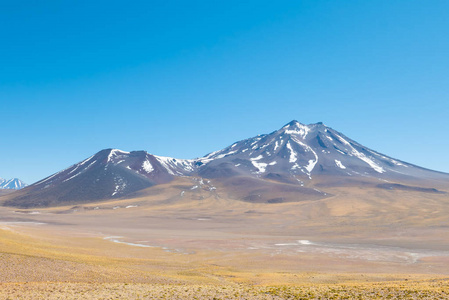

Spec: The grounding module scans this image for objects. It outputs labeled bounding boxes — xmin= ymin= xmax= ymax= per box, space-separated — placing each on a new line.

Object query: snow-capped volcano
xmin=3 ymin=120 xmax=448 ymax=208
xmin=196 ymin=120 xmax=445 ymax=183
xmin=0 ymin=178 xmax=27 ymax=190
xmin=5 ymin=149 xmax=195 ymax=207
xmin=33 ymin=148 xmax=195 ymax=191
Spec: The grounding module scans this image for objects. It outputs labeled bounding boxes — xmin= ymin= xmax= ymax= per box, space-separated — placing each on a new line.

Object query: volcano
xmin=3 ymin=121 xmax=448 ymax=208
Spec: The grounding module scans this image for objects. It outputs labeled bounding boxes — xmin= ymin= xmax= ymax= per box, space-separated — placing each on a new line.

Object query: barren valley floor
xmin=1 ymin=180 xmax=449 ymax=299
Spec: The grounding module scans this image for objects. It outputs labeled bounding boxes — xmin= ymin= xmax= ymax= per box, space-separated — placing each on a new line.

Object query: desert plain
xmin=1 ymin=177 xmax=449 ymax=299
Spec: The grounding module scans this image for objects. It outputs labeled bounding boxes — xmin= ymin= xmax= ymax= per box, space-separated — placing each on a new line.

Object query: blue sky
xmin=1 ymin=1 xmax=448 ymax=184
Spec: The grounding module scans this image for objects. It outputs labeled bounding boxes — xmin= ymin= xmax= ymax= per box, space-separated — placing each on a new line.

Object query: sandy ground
xmin=1 ymin=178 xmax=449 ymax=298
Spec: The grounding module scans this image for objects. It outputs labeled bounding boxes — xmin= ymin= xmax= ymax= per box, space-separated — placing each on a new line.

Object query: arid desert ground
xmin=1 ymin=177 xmax=449 ymax=298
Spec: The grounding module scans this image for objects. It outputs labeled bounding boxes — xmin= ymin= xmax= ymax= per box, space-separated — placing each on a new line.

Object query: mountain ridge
xmin=0 ymin=178 xmax=27 ymax=190
xmin=2 ymin=120 xmax=448 ymax=208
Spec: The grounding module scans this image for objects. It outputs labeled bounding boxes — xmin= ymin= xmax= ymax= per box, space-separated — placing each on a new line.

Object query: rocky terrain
xmin=2 ymin=121 xmax=448 ymax=208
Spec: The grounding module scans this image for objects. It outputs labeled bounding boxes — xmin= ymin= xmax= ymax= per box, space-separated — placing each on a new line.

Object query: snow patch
xmin=284 ymin=123 xmax=310 ymax=139
xmin=305 ymin=159 xmax=317 ymax=173
xmin=62 ymin=171 xmax=82 ymax=183
xmin=286 ymin=142 xmax=297 ymax=163
xmin=142 ymin=160 xmax=154 ymax=173
xmin=155 ymin=155 xmax=194 ymax=175
xmin=251 ymin=161 xmax=268 ymax=173
xmin=112 ymin=176 xmax=126 ymax=196
xmin=214 ymin=150 xmax=237 ymax=159
xmin=250 ymin=155 xmax=264 ymax=161
xmin=335 ymin=160 xmax=346 ymax=169
xmin=291 ymin=137 xmax=319 ymax=175
xmin=107 ymin=149 xmax=130 ymax=163
xmin=335 ymin=134 xmax=385 ymax=173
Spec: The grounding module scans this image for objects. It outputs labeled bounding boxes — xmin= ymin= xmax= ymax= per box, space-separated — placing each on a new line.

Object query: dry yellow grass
xmin=1 ymin=178 xmax=449 ymax=298
xmin=1 ymin=227 xmax=449 ymax=299
xmin=1 ymin=279 xmax=449 ymax=299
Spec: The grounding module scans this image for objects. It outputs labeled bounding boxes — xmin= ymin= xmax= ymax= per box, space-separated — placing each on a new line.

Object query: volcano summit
xmin=3 ymin=121 xmax=448 ymax=208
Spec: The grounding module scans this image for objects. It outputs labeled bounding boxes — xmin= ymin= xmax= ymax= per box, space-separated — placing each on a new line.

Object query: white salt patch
xmin=104 ymin=236 xmax=153 ymax=248
xmin=298 ymin=240 xmax=314 ymax=245
xmin=0 ymin=221 xmax=46 ymax=226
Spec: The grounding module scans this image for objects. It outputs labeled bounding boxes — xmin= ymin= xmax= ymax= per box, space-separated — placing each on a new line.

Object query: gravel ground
xmin=1 ymin=280 xmax=449 ymax=300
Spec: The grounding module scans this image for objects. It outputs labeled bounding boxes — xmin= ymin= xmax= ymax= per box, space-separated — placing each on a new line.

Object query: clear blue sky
xmin=1 ymin=1 xmax=448 ymax=184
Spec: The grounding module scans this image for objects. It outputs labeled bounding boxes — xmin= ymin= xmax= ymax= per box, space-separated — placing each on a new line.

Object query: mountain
xmin=2 ymin=149 xmax=194 ymax=207
xmin=0 ymin=178 xmax=27 ymax=190
xmin=197 ymin=120 xmax=448 ymax=183
xmin=2 ymin=121 xmax=448 ymax=208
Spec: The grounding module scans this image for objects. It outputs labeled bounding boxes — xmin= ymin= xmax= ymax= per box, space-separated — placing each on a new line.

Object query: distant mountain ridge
xmin=0 ymin=178 xmax=27 ymax=190
xmin=3 ymin=120 xmax=448 ymax=207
